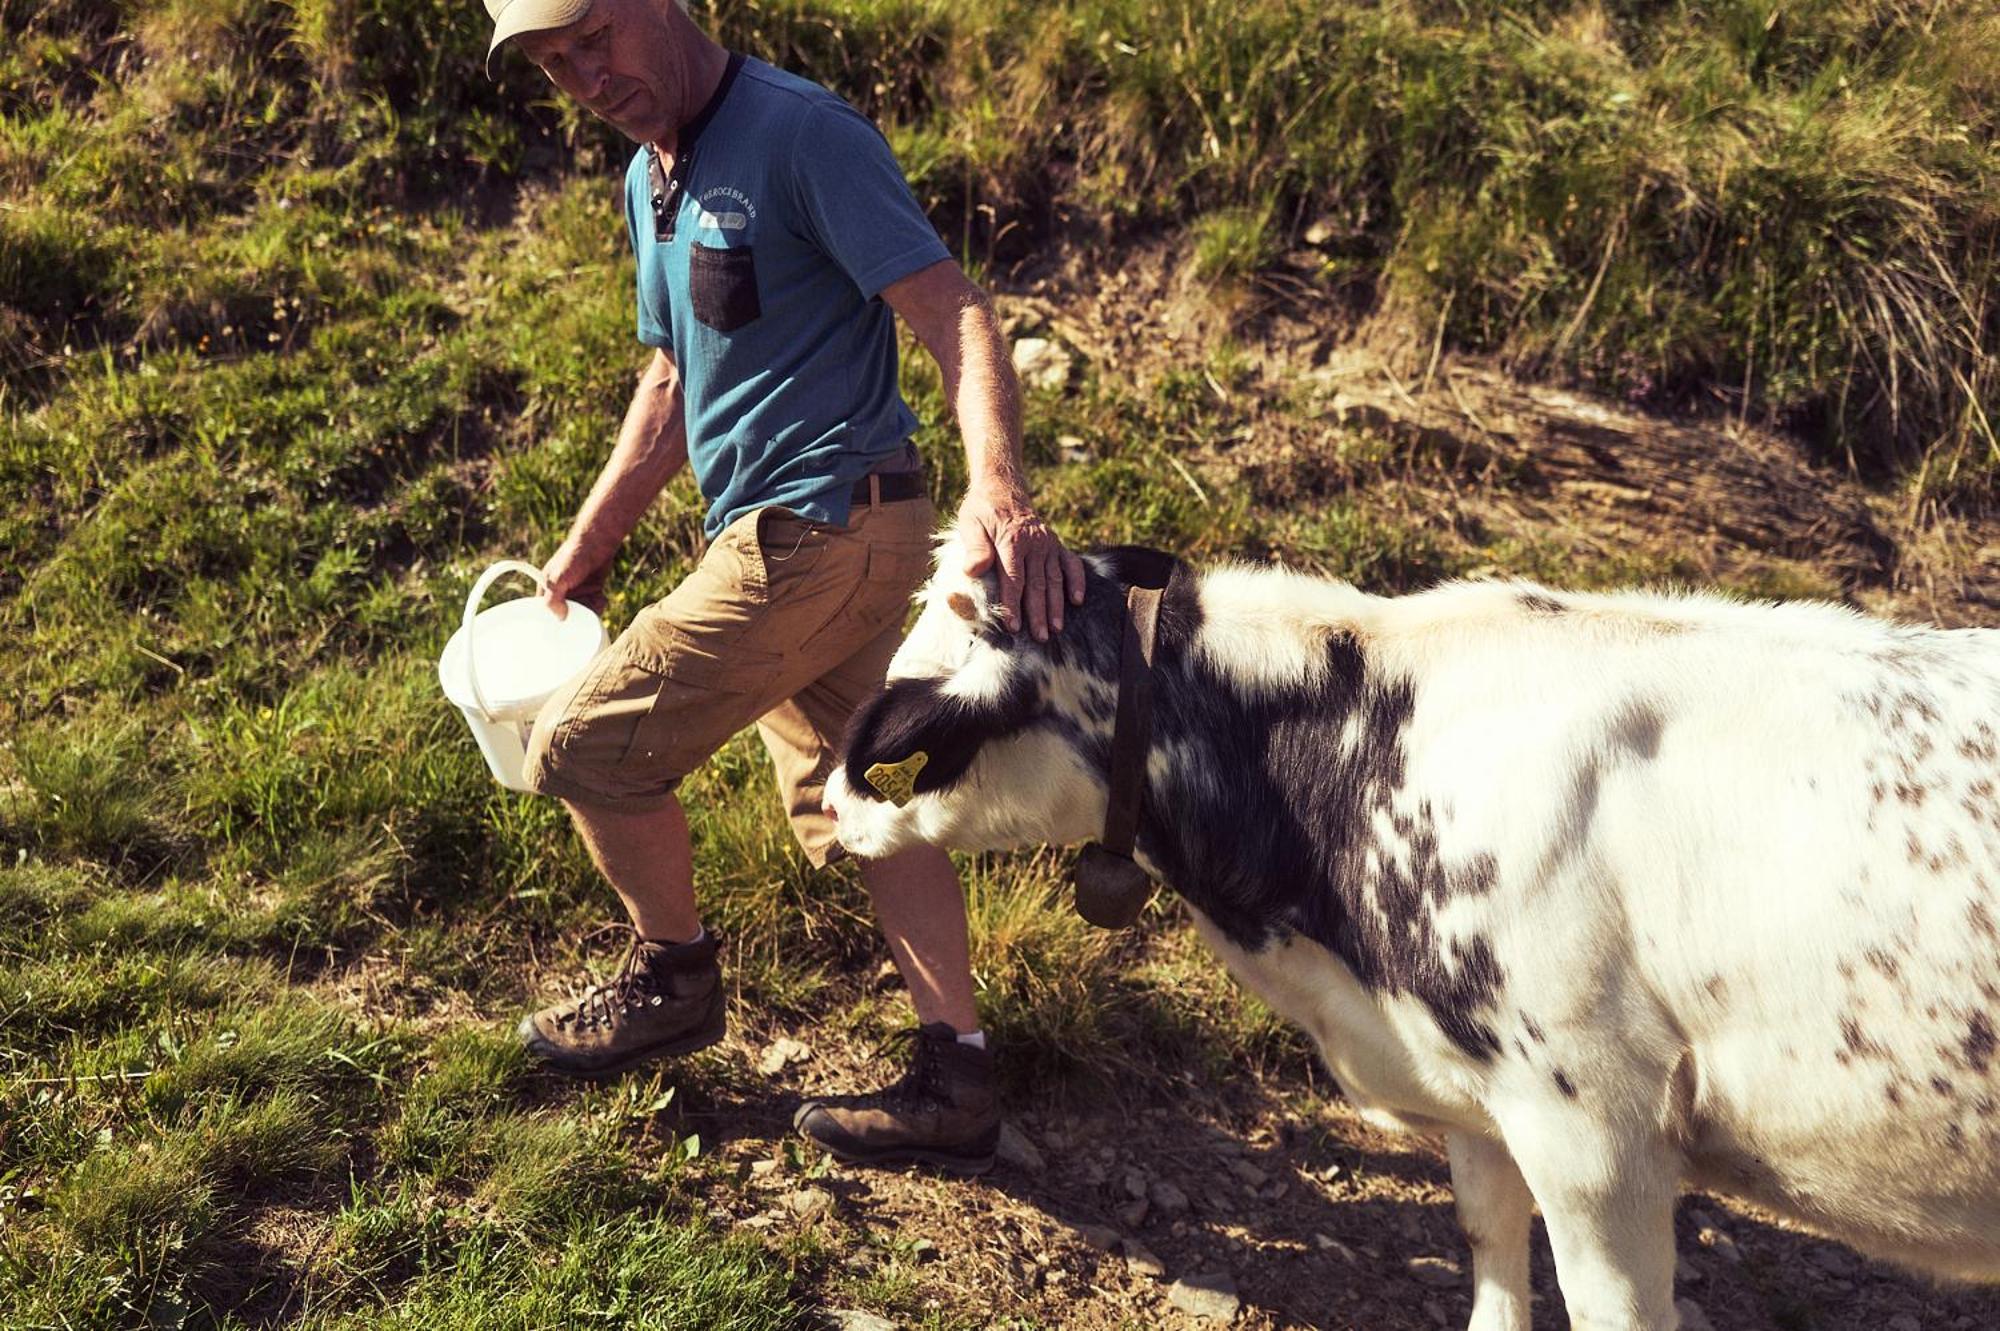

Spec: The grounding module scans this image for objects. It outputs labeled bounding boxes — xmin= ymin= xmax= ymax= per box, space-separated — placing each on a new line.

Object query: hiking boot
xmin=791 ymin=1022 xmax=999 ymax=1175
xmin=518 ymin=930 xmax=725 ymax=1078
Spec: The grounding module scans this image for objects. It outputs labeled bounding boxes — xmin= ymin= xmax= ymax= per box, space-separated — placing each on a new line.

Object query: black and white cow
xmin=825 ymin=547 xmax=2000 ymax=1331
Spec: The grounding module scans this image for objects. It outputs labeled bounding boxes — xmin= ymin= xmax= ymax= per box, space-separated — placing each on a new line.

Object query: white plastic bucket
xmin=438 ymin=560 xmax=608 ymax=792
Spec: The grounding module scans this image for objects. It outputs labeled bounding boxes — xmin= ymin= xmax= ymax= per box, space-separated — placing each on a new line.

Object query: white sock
xmin=956 ymin=1030 xmax=987 ymax=1050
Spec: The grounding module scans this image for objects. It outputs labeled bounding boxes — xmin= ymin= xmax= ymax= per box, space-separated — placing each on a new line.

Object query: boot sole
xmin=812 ymin=1142 xmax=996 ymax=1177
xmin=522 ymin=1011 xmax=726 ymax=1080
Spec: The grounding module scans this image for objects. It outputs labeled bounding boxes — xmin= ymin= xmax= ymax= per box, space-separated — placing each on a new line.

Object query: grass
xmin=1 ymin=0 xmax=1992 ymax=1326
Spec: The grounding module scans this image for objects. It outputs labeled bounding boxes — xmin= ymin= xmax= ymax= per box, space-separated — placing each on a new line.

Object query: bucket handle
xmin=463 ymin=560 xmax=549 ymax=722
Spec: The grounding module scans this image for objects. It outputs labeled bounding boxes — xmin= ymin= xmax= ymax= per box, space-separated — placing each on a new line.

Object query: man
xmin=481 ymin=0 xmax=1086 ymax=1175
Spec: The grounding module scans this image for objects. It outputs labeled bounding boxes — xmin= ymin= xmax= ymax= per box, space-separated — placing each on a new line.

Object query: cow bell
xmin=1072 ymin=843 xmax=1155 ymax=929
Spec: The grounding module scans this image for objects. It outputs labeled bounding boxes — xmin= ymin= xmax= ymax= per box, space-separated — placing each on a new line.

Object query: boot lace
xmin=868 ymin=1027 xmax=951 ymax=1110
xmin=561 ymin=940 xmax=666 ymax=1030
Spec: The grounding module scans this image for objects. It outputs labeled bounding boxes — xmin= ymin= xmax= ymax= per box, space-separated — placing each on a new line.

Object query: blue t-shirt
xmin=622 ymin=55 xmax=951 ymax=538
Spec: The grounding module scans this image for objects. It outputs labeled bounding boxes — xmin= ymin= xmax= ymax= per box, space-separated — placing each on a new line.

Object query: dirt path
xmin=671 ymin=1011 xmax=2000 ymax=1331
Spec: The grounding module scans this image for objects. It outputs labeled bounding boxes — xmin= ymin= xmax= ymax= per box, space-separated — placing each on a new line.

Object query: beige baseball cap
xmin=483 ymin=0 xmax=593 ymax=77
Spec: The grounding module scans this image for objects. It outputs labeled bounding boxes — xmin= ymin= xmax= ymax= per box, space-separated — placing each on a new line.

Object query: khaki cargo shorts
xmin=522 ymin=494 xmax=937 ymax=866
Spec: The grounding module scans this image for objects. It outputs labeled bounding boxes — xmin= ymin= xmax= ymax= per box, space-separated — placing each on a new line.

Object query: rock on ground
xmin=1167 ymin=1271 xmax=1241 ymax=1323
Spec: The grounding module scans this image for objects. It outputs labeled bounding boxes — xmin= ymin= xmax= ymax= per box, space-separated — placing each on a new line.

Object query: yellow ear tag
xmin=864 ymin=752 xmax=929 ymax=807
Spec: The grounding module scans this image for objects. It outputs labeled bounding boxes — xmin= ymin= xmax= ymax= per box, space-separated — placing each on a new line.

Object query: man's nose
xmin=570 ymin=52 xmax=608 ymax=101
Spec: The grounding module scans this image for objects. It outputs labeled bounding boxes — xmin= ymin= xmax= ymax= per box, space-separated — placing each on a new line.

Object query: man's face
xmin=514 ymin=0 xmax=679 ymax=145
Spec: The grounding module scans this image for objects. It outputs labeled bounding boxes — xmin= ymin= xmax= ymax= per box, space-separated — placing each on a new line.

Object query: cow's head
xmin=825 ymin=543 xmax=1181 ymax=861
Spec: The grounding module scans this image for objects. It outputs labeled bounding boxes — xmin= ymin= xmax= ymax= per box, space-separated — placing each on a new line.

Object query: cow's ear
xmin=927 ymin=557 xmax=1003 ymax=631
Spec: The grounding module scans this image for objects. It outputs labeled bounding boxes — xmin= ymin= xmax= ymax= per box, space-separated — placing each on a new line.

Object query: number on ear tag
xmin=863 ymin=752 xmax=929 ymax=807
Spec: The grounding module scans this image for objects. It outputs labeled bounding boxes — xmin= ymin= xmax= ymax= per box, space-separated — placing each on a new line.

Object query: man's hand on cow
xmin=540 ymin=537 xmax=613 ymax=622
xmin=958 ymin=483 xmax=1087 ymax=640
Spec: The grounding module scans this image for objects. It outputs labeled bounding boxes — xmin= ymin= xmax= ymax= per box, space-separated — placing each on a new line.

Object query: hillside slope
xmin=2 ymin=2 xmax=1996 ymax=1328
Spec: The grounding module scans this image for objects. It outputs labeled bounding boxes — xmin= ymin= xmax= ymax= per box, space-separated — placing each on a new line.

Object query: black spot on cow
xmin=1959 ymin=722 xmax=1998 ymax=765
xmin=1553 ymin=1068 xmax=1577 ymax=1098
xmin=1974 ymin=903 xmax=1999 ymax=942
xmin=1609 ymin=701 xmax=1664 ymax=762
xmin=1086 ymin=584 xmax=1513 ymax=1061
xmin=1966 ymin=1013 xmax=1996 ymax=1074
xmin=1520 ymin=1014 xmax=1547 ymax=1044
xmin=1518 ymin=592 xmax=1567 ymax=616
xmin=1839 ymin=1015 xmax=1893 ymax=1065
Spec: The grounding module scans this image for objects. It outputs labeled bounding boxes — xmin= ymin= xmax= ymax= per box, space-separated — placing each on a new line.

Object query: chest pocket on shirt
xmin=690 ymin=243 xmax=761 ymax=333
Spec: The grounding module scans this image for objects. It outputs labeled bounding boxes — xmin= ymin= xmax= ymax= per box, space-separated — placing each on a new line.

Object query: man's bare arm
xmin=542 ymin=347 xmax=689 ymax=618
xmin=882 ymin=258 xmax=1085 ymax=639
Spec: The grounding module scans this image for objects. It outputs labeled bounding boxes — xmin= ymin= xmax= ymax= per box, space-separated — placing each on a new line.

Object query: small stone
xmin=1166 ymin=1271 xmax=1240 ymax=1322
xmin=749 ymin=1159 xmax=779 ymax=1178
xmin=783 ymin=1188 xmax=833 ymax=1221
xmin=828 ymin=1312 xmax=898 ymax=1331
xmin=1696 ymin=1226 xmax=1742 ymax=1264
xmin=1123 ymin=1242 xmax=1167 ymax=1279
xmin=1406 ymin=1255 xmax=1462 ymax=1289
xmin=1886 ymin=1317 xmax=1921 ymax=1331
xmin=1313 ymin=1233 xmax=1360 ymax=1265
xmin=1675 ymin=1298 xmax=1716 ymax=1331
xmin=1225 ymin=1158 xmax=1267 ymax=1189
xmin=996 ymin=1122 xmax=1046 ymax=1174
xmin=1074 ymin=1223 xmax=1121 ymax=1252
xmin=757 ymin=1036 xmax=811 ymax=1076
xmin=1149 ymin=1179 xmax=1191 ymax=1218
xmin=1116 ymin=1197 xmax=1150 ymax=1229
xmin=1122 ymin=1167 xmax=1151 ymax=1199
xmin=1011 ymin=337 xmax=1073 ymax=393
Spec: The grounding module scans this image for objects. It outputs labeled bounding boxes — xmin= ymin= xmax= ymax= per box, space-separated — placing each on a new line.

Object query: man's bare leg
xmin=519 ymin=793 xmax=721 ymax=1076
xmin=565 ymin=794 xmax=701 ymax=942
xmin=567 ymin=799 xmax=977 ymax=1035
xmin=857 ymin=845 xmax=979 ymax=1034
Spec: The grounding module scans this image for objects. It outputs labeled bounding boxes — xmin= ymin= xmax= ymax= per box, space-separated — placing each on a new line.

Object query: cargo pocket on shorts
xmin=617 ymin=627 xmax=785 ymax=772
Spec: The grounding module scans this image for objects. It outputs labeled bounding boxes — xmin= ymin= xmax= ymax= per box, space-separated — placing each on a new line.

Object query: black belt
xmin=849 ymin=471 xmax=925 ymax=505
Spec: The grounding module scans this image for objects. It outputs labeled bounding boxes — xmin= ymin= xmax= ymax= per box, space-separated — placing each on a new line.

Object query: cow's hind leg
xmin=1494 ymin=1102 xmax=1680 ymax=1330
xmin=1449 ymin=1131 xmax=1534 ymax=1331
